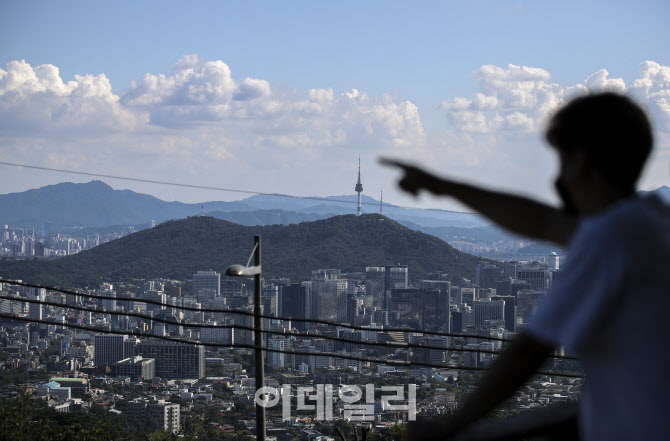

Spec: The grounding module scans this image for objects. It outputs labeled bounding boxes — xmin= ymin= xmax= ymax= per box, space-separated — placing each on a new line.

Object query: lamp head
xmin=225 ymin=264 xmax=261 ymax=277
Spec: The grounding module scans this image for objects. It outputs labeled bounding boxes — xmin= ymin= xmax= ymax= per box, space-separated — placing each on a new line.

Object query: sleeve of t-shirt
xmin=526 ymin=216 xmax=627 ymax=355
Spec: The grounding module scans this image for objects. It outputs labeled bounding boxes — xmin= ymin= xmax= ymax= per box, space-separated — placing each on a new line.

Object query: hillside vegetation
xmin=0 ymin=214 xmax=483 ymax=287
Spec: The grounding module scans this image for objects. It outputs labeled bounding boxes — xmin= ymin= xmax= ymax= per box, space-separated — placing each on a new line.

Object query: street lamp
xmin=225 ymin=235 xmax=265 ymax=441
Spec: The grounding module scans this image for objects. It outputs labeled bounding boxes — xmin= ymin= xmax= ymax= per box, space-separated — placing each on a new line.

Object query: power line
xmin=0 ymin=294 xmax=577 ymax=360
xmin=0 ymin=278 xmax=519 ymax=344
xmin=0 ymin=161 xmax=480 ymax=215
xmin=0 ymin=313 xmax=583 ymax=378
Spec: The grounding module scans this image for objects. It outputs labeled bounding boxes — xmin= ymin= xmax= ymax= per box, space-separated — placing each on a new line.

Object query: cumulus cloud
xmin=440 ymin=63 xmax=572 ymax=133
xmin=441 ymin=62 xmax=670 ymax=139
xmin=430 ymin=61 xmax=670 ymax=203
xmin=0 ymin=60 xmax=140 ymax=133
xmin=0 ymin=55 xmax=424 ymax=156
xmin=630 ymin=61 xmax=670 ymax=132
xmin=119 ymin=55 xmax=424 ymax=149
xmin=123 ymin=55 xmax=237 ymax=106
xmin=2 ymin=56 xmax=666 ymax=204
xmin=233 ymin=78 xmax=271 ymax=101
xmin=0 ymin=54 xmax=425 ymax=200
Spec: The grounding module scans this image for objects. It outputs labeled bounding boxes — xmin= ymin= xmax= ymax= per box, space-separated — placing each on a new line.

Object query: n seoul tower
xmin=355 ymin=157 xmax=363 ymax=216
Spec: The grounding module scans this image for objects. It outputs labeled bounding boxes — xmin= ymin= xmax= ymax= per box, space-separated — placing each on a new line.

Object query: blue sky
xmin=1 ymin=1 xmax=669 ymax=211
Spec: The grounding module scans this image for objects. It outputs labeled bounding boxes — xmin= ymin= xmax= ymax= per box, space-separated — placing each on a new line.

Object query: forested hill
xmin=0 ymin=214 xmax=483 ymax=287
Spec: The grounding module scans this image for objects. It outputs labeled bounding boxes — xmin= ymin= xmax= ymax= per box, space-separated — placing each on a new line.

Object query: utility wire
xmin=0 ymin=161 xmax=480 ymax=215
xmin=0 ymin=313 xmax=583 ymax=378
xmin=1 ymin=278 xmax=519 ymax=344
xmin=0 ymin=294 xmax=577 ymax=360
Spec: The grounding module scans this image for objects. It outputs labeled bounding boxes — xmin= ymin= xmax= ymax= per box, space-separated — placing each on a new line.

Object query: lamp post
xmin=225 ymin=235 xmax=265 ymax=441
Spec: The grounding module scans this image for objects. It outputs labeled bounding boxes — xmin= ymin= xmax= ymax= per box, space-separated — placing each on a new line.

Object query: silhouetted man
xmin=382 ymin=92 xmax=670 ymax=440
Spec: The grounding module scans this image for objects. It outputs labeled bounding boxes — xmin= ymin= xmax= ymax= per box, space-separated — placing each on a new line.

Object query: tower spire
xmin=354 ymin=157 xmax=363 ymax=216
xmin=380 ymin=188 xmax=383 ymax=215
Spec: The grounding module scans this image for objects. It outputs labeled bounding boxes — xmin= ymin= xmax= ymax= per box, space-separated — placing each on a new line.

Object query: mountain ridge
xmin=0 ymin=214 xmax=482 ymax=287
xmin=0 ymin=180 xmax=487 ymax=229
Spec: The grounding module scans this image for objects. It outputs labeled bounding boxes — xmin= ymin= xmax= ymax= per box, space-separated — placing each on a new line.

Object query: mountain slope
xmin=0 ymin=181 xmax=253 ymax=227
xmin=0 ymin=181 xmax=487 ymax=229
xmin=0 ymin=214 xmax=482 ymax=287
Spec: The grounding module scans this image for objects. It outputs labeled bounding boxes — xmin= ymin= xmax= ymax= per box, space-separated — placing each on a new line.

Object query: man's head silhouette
xmin=545 ymin=92 xmax=653 ymax=214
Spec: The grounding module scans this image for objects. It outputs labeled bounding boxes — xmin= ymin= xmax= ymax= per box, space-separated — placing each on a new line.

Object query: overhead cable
xmin=1 ymin=278 xmax=516 ymax=344
xmin=0 ymin=294 xmax=577 ymax=360
xmin=0 ymin=161 xmax=479 ymax=215
xmin=0 ymin=313 xmax=583 ymax=378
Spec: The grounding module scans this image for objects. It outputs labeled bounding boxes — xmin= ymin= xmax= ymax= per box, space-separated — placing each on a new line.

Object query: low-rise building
xmin=115 ymin=356 xmax=156 ymax=382
xmin=127 ymin=397 xmax=180 ymax=434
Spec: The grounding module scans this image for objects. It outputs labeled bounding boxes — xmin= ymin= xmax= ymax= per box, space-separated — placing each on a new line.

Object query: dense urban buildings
xmin=1 ymin=250 xmax=574 ymax=439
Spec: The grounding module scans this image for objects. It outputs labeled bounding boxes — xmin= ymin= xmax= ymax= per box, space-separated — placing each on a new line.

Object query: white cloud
xmin=123 ymin=55 xmax=237 ymax=106
xmin=0 ymin=55 xmax=426 ymax=202
xmin=233 ymin=78 xmax=271 ymax=101
xmin=584 ymin=69 xmax=626 ymax=93
xmin=117 ymin=55 xmax=424 ymax=151
xmin=0 ymin=54 xmax=424 ymax=156
xmin=0 ymin=59 xmax=140 ymax=133
xmin=630 ymin=61 xmax=670 ymax=132
xmin=440 ymin=63 xmax=571 ymax=134
xmin=431 ymin=61 xmax=670 ymax=202
xmin=441 ymin=62 xmax=670 ymax=139
xmin=1 ymin=56 xmax=666 ymax=206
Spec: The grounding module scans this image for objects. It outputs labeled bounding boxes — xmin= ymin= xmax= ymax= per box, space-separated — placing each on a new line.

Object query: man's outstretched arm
xmin=380 ymin=158 xmax=578 ymax=246
xmin=406 ymin=332 xmax=555 ymax=441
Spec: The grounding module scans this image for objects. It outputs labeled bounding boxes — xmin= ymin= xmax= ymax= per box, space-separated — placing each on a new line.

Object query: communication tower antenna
xmin=380 ymin=188 xmax=383 ymax=215
xmin=354 ymin=157 xmax=363 ymax=216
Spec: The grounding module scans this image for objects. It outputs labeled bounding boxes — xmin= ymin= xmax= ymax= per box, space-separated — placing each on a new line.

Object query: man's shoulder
xmin=574 ymin=194 xmax=668 ymax=251
xmin=588 ymin=194 xmax=666 ymax=231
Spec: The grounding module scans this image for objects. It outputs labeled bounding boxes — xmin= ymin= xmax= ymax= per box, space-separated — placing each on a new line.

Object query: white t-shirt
xmin=527 ymin=193 xmax=670 ymax=441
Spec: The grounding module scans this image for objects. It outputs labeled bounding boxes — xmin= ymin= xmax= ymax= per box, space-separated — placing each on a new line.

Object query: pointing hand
xmin=379 ymin=157 xmax=437 ymax=196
